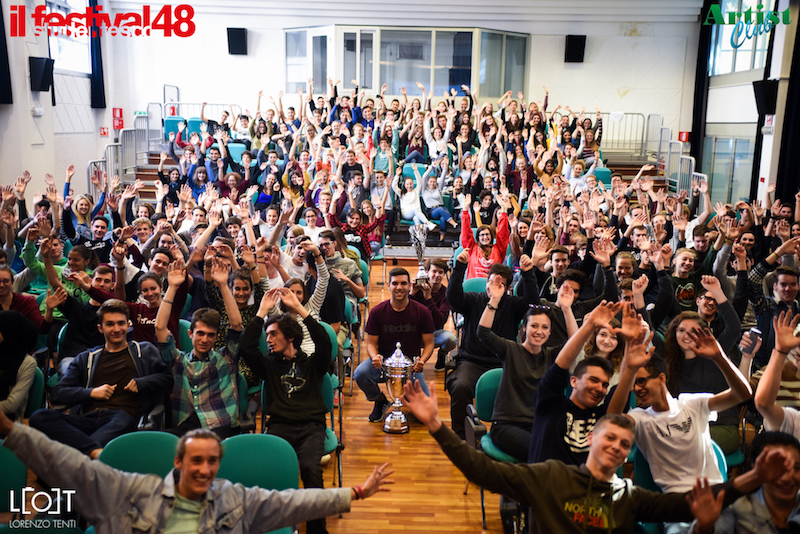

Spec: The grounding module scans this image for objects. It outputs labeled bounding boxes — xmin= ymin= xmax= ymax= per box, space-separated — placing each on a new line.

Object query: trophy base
xmin=383 ymin=409 xmax=409 ymax=434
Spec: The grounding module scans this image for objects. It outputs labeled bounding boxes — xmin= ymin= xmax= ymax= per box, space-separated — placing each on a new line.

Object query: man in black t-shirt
xmin=340 ymin=149 xmax=364 ymax=184
xmin=354 ymin=268 xmax=435 ymax=423
xmin=63 ymin=215 xmax=114 ymax=263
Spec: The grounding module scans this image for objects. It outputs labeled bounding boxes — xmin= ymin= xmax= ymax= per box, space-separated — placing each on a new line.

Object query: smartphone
xmin=741 ymin=328 xmax=762 ymax=356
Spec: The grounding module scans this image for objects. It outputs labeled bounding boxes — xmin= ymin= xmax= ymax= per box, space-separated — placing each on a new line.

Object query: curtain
xmin=0 ymin=0 xmax=13 ymax=104
xmin=89 ymin=0 xmax=106 ymax=108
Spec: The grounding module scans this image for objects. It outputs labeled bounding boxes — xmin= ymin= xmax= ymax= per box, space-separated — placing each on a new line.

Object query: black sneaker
xmin=369 ymin=398 xmax=391 ymax=423
xmin=435 ymin=353 xmax=446 ymax=371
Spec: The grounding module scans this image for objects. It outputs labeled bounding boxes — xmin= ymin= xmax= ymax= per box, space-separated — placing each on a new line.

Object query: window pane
xmin=343 ymin=33 xmax=357 ymax=90
xmin=734 ymin=47 xmax=753 ymax=71
xmin=46 ymin=0 xmax=90 ymax=74
xmin=380 ymin=30 xmax=431 ymax=95
xmin=503 ymin=35 xmax=526 ymax=94
xmin=716 ymin=25 xmax=735 ymax=75
xmin=312 ymin=36 xmax=327 ymax=95
xmin=286 ymin=31 xmax=307 ymax=93
xmin=360 ymin=32 xmax=373 ymax=89
xmin=731 ymin=138 xmax=754 ymax=203
xmin=479 ymin=32 xmax=503 ymax=97
xmin=433 ymin=31 xmax=472 ymax=96
xmin=709 ymin=137 xmax=734 ymax=205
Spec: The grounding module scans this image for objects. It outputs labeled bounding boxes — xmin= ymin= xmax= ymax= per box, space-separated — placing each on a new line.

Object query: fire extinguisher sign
xmin=113 ymin=108 xmax=123 ymax=119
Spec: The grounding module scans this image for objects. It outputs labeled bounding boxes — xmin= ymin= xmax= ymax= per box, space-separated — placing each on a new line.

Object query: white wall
xmin=706 ymin=85 xmax=759 ymax=123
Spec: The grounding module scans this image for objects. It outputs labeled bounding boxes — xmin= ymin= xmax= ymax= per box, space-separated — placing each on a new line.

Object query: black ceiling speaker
xmin=565 ymin=35 xmax=586 ymax=63
xmin=29 ymin=57 xmax=54 ymax=91
xmin=227 ymin=28 xmax=247 ymax=55
xmin=753 ymin=79 xmax=779 ymax=115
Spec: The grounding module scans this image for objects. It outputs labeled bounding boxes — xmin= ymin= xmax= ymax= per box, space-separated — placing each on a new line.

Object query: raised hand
xmin=277 ymin=286 xmax=304 ymax=314
xmin=686 ymin=477 xmax=724 ymax=532
xmin=585 ymin=300 xmax=623 ymax=329
xmin=45 ymin=287 xmax=68 ymax=310
xmin=557 ymin=281 xmax=577 ymax=309
xmin=66 ymin=270 xmax=92 ymax=291
xmin=530 ymin=233 xmax=551 ymax=267
xmin=632 ymin=275 xmax=648 ymax=298
xmin=686 ymin=327 xmax=722 ymax=360
xmin=773 ymin=311 xmax=800 ymax=354
xmin=588 ymin=237 xmax=614 ymax=268
xmin=610 ymin=302 xmax=645 ymax=342
xmin=168 ymin=258 xmax=188 ymax=288
xmin=208 ymin=257 xmax=229 ymax=286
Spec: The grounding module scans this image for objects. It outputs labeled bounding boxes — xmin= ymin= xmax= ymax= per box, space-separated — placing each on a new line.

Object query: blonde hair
xmin=74 ymin=194 xmax=94 ymax=224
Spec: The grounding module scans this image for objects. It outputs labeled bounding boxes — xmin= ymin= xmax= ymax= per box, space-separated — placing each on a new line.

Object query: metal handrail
xmin=553 ymin=111 xmax=647 ymax=155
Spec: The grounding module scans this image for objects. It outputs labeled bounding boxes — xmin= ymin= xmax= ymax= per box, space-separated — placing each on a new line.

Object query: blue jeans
xmin=404 ymin=152 xmax=426 ymax=164
xmin=435 ymin=329 xmax=458 ymax=352
xmin=29 ymin=408 xmax=138 ymax=454
xmin=428 ymin=206 xmax=453 ymax=232
xmin=353 ymin=359 xmax=429 ymax=401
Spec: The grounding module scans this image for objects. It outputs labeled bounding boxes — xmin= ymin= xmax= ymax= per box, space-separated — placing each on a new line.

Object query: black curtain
xmin=749 ymin=27 xmax=777 ymax=201
xmin=0 ymin=0 xmax=13 ymax=104
xmin=689 ymin=0 xmax=716 ymax=165
xmin=89 ymin=0 xmax=105 ymax=108
xmin=775 ymin=31 xmax=800 ymax=203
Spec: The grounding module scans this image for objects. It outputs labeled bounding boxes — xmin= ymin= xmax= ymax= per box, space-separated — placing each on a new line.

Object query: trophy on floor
xmin=409 ymin=224 xmax=429 ymax=285
xmin=383 ymin=342 xmax=414 ymax=434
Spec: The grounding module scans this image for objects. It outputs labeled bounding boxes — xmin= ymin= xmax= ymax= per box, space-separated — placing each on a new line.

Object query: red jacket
xmin=461 ymin=209 xmax=509 ymax=280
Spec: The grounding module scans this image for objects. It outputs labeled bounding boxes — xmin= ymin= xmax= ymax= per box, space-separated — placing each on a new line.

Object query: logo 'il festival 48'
xmin=9 ymin=4 xmax=196 ymax=38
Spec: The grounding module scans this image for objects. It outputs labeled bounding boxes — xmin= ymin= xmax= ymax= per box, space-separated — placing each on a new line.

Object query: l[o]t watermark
xmin=9 ymin=486 xmax=76 ymax=515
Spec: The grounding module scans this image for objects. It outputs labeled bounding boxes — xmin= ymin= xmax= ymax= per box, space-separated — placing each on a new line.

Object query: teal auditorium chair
xmin=593 ymin=167 xmax=612 ymax=188
xmin=227 ymin=142 xmax=247 ymax=165
xmin=465 ymin=368 xmax=524 ymax=531
xmin=218 ymin=434 xmax=299 ymax=534
xmin=98 ymin=431 xmax=179 ymax=478
xmin=164 ymin=116 xmax=185 ymax=141
xmin=24 ymin=367 xmax=45 ymax=418
xmin=186 ymin=117 xmax=204 ymax=138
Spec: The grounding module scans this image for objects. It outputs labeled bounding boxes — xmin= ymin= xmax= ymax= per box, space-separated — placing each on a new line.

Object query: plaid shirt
xmin=158 ymin=330 xmax=241 ymax=429
xmin=328 ymin=212 xmax=385 ymax=257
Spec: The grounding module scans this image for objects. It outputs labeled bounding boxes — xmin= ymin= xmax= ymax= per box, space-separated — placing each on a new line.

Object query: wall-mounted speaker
xmin=565 ymin=35 xmax=586 ymax=63
xmin=753 ymin=79 xmax=778 ymax=115
xmin=29 ymin=57 xmax=54 ymax=91
xmin=227 ymin=28 xmax=247 ymax=55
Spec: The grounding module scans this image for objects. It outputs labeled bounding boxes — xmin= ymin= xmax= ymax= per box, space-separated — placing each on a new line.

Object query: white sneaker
xmin=320 ymin=454 xmax=331 ymax=465
xmin=427 ymin=222 xmax=436 ymax=231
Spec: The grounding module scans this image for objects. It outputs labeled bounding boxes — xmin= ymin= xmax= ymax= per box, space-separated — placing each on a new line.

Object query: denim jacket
xmin=697 ymin=488 xmax=800 ymax=533
xmin=3 ymin=424 xmax=351 ymax=533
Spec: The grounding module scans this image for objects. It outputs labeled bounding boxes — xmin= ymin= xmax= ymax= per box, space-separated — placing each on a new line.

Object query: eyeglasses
xmin=699 ymin=295 xmax=717 ymax=304
xmin=633 ymin=375 xmax=657 ymax=388
xmin=0 ymin=278 xmax=12 ymax=285
xmin=319 ymin=242 xmax=334 ymax=248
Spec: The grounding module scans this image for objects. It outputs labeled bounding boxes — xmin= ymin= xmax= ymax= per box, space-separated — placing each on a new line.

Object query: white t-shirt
xmin=279 ymin=249 xmax=310 ymax=282
xmin=774 ymin=406 xmax=800 ymax=439
xmin=629 ymin=393 xmax=722 ymax=493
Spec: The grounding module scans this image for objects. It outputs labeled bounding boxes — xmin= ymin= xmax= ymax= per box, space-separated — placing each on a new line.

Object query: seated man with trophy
xmin=354 ymin=264 xmax=436 ymax=429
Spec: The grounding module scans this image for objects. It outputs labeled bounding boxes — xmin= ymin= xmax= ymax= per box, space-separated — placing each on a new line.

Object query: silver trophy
xmin=409 ymin=224 xmax=429 ymax=285
xmin=383 ymin=342 xmax=414 ymax=434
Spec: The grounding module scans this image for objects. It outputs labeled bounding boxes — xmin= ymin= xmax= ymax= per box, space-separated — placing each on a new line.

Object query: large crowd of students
xmin=3 ymin=78 xmax=800 ymax=533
